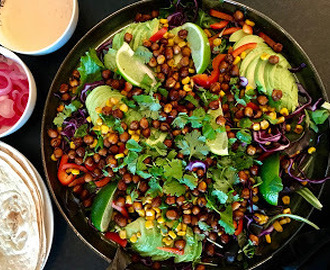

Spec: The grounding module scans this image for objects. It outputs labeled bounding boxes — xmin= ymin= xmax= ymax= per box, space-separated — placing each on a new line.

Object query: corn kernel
xmin=119 ymin=230 xmax=127 ymax=239
xmin=245 ymin=19 xmax=255 ymax=27
xmin=145 ymin=220 xmax=154 ymax=229
xmin=233 ymin=56 xmax=241 ymax=65
xmin=260 ymin=53 xmax=270 ymax=61
xmin=86 ymin=116 xmax=92 ymax=123
xmin=157 ymin=216 xmax=165 ymax=224
xmin=51 ymin=154 xmax=57 ymax=161
xmin=163 ymin=23 xmax=169 ymax=28
xmin=71 ymin=169 xmax=80 ymax=175
xmin=163 ymin=236 xmax=173 ymax=246
xmin=279 ymin=219 xmax=288 ymax=225
xmin=95 ymin=107 xmax=102 ymax=114
xmin=174 ymin=36 xmax=183 ymax=44
xmin=105 ymin=99 xmax=112 ymax=107
xmin=252 ymin=123 xmax=261 ymax=131
xmin=254 ymin=213 xmax=269 ymax=225
xmin=260 ymin=120 xmax=270 ymax=130
xmin=308 ymin=147 xmax=316 ymax=154
xmin=280 ymin=108 xmax=289 ymax=116
xmin=273 ymin=221 xmax=283 ymax=232
xmin=101 ymin=125 xmax=109 ymax=135
xmin=136 ymin=232 xmax=141 ymax=238
xmin=167 ymin=59 xmax=175 ymax=67
xmin=294 ymin=124 xmax=303 ymax=134
xmin=285 ymin=124 xmax=291 ymax=132
xmin=276 ymin=116 xmax=285 ymax=124
xmin=126 ymin=195 xmax=132 ymax=205
xmin=146 ymin=208 xmax=155 ymax=218
xmin=183 ymin=209 xmax=191 ymax=215
xmin=282 ymin=196 xmax=290 ymax=205
xmin=124 ymin=148 xmax=129 ymax=155
xmin=203 ymin=29 xmax=212 ymax=37
xmin=128 ymin=206 xmax=134 ymax=213
xmin=246 ymin=85 xmax=254 ymax=91
xmin=130 ymin=234 xmax=138 ymax=243
xmin=119 ymin=104 xmax=128 ymax=113
xmin=136 ymin=129 xmax=141 ymax=135
xmin=110 ymin=97 xmax=119 ymax=105
xmin=183 ymin=85 xmax=192 ymax=92
xmin=182 ymin=224 xmax=187 ymax=231
xmin=181 ymin=76 xmax=190 ymax=85
xmin=128 ymin=129 xmax=136 ymax=135
xmin=96 ymin=118 xmax=103 ymax=126
xmin=153 ymin=207 xmax=161 ymax=214
xmin=285 ymin=217 xmax=291 ymax=223
xmin=160 ymin=18 xmax=168 ymax=24
xmin=115 ymin=153 xmax=124 ymax=159
xmin=178 ymin=41 xmax=186 ymax=48
xmin=168 ymin=231 xmax=176 ymax=239
xmin=213 ymin=38 xmax=222 ymax=47
xmin=70 ymin=141 xmax=76 ymax=149
xmin=283 ymin=208 xmax=291 ymax=214
xmin=136 ymin=209 xmax=145 ymax=217
xmin=175 ymin=223 xmax=182 ymax=232
xmin=219 ymin=90 xmax=226 ymax=97
xmin=177 ymin=231 xmax=186 ymax=236
xmin=268 ymin=112 xmax=277 ymax=120
xmin=240 ymin=51 xmax=247 ymax=59
xmin=131 ymin=134 xmax=140 ymax=142
xmin=188 ymin=68 xmax=195 ymax=74
xmin=265 ymin=234 xmax=271 ymax=244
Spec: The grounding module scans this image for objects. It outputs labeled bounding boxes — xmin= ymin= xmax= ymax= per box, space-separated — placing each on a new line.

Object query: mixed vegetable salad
xmin=47 ymin=0 xmax=330 ymax=269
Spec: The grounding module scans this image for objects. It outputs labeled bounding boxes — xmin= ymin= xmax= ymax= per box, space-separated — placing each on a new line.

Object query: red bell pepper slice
xmin=104 ymin=232 xmax=127 ymax=248
xmin=258 ymin=32 xmax=276 ymax=48
xmin=192 ymin=54 xmax=226 ymax=88
xmin=62 ymin=163 xmax=89 ymax=173
xmin=149 ymin=27 xmax=167 ymax=42
xmin=209 ymin=9 xmax=233 ymax=21
xmin=210 ymin=20 xmax=229 ymax=30
xmin=95 ymin=177 xmax=111 ymax=188
xmin=223 ymin=27 xmax=241 ymax=35
xmin=234 ymin=219 xmax=244 ymax=236
xmin=231 ymin=42 xmax=257 ymax=58
xmin=112 ymin=201 xmax=129 ymax=218
xmin=246 ymin=102 xmax=259 ymax=111
xmin=157 ymin=247 xmax=184 ymax=255
xmin=58 ymin=155 xmax=76 ymax=186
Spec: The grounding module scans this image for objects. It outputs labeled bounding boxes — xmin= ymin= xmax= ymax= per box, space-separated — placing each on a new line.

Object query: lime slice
xmin=116 ymin=42 xmax=157 ymax=88
xmin=91 ymin=181 xmax=117 ymax=232
xmin=182 ymin=22 xmax=211 ymax=74
xmin=206 ymin=107 xmax=228 ymax=156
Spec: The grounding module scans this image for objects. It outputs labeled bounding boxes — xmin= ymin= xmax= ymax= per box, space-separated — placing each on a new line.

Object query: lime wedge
xmin=206 ymin=107 xmax=228 ymax=156
xmin=116 ymin=42 xmax=157 ymax=88
xmin=182 ymin=22 xmax=211 ymax=74
xmin=91 ymin=181 xmax=117 ymax=232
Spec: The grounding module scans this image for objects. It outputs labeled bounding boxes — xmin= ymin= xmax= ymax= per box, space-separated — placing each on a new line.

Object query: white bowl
xmin=0 ymin=0 xmax=79 ymax=55
xmin=0 ymin=46 xmax=37 ymax=138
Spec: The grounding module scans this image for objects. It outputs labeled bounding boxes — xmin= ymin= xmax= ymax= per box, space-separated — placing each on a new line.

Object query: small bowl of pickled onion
xmin=0 ymin=46 xmax=36 ymax=137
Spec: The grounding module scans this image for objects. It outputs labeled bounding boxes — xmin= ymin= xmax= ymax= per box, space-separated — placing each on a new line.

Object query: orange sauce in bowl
xmin=0 ymin=0 xmax=73 ymax=52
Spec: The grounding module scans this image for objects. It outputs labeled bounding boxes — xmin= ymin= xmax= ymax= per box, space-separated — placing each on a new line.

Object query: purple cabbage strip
xmin=308 ymin=97 xmax=324 ymax=112
xmin=298 ymin=114 xmax=305 ymax=124
xmin=61 ymin=109 xmax=88 ymax=138
xmin=287 ymin=157 xmax=330 ymax=184
xmin=253 ymin=128 xmax=290 ymax=152
xmin=240 ymin=76 xmax=248 ymax=87
xmin=80 ymin=80 xmax=105 ymax=103
xmin=286 ymin=83 xmax=312 ymax=119
xmin=185 ymin=160 xmax=207 ymax=172
xmin=258 ymin=225 xmax=274 ymax=237
xmin=167 ymin=0 xmax=199 ymax=28
xmin=289 ymin=63 xmax=307 ymax=73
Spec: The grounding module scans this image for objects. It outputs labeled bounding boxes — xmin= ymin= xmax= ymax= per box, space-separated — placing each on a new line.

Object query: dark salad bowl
xmin=41 ymin=0 xmax=330 ymax=269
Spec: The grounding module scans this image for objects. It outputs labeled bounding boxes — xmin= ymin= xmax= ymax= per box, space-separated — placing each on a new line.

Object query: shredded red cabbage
xmin=80 ymin=80 xmax=105 ymax=103
xmin=61 ymin=109 xmax=88 ymax=138
xmin=185 ymin=160 xmax=207 ymax=172
xmin=307 ymin=97 xmax=324 ymax=112
xmin=289 ymin=63 xmax=307 ymax=73
xmin=286 ymin=83 xmax=312 ymax=119
xmin=167 ymin=0 xmax=199 ymax=28
xmin=258 ymin=225 xmax=274 ymax=237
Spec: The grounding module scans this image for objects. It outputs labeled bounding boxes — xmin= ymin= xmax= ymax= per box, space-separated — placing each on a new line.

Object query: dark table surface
xmin=2 ymin=0 xmax=330 ymax=269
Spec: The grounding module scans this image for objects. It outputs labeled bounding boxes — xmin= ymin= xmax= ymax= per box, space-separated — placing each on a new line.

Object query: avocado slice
xmin=229 ymin=29 xmax=248 ymax=43
xmin=239 ymin=44 xmax=268 ymax=77
xmin=233 ymin=34 xmax=264 ymax=50
xmin=104 ymin=48 xmax=117 ymax=72
xmin=85 ymin=85 xmax=124 ymax=125
xmin=253 ymin=47 xmax=274 ymax=92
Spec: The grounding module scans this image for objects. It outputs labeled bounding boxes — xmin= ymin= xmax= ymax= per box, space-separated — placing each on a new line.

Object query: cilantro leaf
xmin=123 ymin=151 xmax=139 ymax=174
xmin=163 ymin=180 xmax=186 ymax=196
xmin=185 ymin=94 xmax=200 ymax=107
xmin=134 ymin=46 xmax=153 ymax=64
xmin=74 ymin=124 xmax=88 ymax=138
xmin=309 ymin=109 xmax=329 ymax=125
xmin=211 ymin=189 xmax=228 ymax=204
xmin=176 ymin=130 xmax=209 ymax=159
xmin=198 ymin=221 xmax=212 ymax=232
xmin=236 ymin=129 xmax=252 ymax=144
xmin=181 ymin=174 xmax=198 ymax=190
xmin=239 ymin=118 xmax=253 ymax=128
xmin=53 ymin=100 xmax=82 ymax=127
xmin=218 ymin=205 xmax=235 ymax=235
xmin=133 ymin=95 xmax=161 ymax=111
xmin=146 ymin=178 xmax=163 ymax=198
xmin=126 ymin=139 xmax=143 ymax=152
xmin=164 ymin=159 xmax=183 ymax=181
xmin=172 ymin=113 xmax=189 ymax=129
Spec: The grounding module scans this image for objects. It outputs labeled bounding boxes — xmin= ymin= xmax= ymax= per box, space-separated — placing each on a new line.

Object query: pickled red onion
xmin=0 ymin=71 xmax=13 ymax=95
xmin=0 ymin=98 xmax=15 ymax=118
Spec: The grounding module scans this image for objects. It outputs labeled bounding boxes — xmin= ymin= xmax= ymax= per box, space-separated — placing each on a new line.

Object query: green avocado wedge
xmin=91 ymin=181 xmax=117 ymax=232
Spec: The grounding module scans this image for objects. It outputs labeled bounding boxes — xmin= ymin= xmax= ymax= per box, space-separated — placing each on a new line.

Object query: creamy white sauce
xmin=0 ymin=0 xmax=73 ymax=51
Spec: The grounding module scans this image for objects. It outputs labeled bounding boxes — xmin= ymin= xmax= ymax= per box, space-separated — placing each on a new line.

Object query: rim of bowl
xmin=0 ymin=0 xmax=78 ymax=55
xmin=0 ymin=46 xmax=37 ymax=138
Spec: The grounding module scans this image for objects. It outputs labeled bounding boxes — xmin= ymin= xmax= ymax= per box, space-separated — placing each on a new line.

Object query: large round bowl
xmin=41 ymin=0 xmax=330 ymax=269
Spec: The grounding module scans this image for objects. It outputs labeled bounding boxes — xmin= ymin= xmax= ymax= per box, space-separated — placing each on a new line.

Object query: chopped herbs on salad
xmin=47 ymin=0 xmax=330 ymax=269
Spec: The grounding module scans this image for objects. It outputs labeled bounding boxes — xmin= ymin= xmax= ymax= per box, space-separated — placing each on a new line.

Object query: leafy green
xmin=176 ymin=130 xmax=209 ymax=159
xmin=126 ymin=139 xmax=143 ymax=152
xmin=197 ymin=9 xmax=218 ymax=28
xmin=181 ymin=174 xmax=198 ymax=190
xmin=239 ymin=118 xmax=253 ymax=129
xmin=218 ymin=205 xmax=235 ymax=235
xmin=53 ymin=100 xmax=82 ymax=127
xmin=198 ymin=221 xmax=212 ymax=232
xmin=133 ymin=95 xmax=161 ymax=111
xmin=307 ymin=109 xmax=329 ymax=132
xmin=164 ymin=159 xmax=183 ymax=181
xmin=296 ymin=187 xmax=323 ymax=210
xmin=266 ymin=214 xmax=320 ymax=230
xmin=163 ymin=180 xmax=186 ymax=196
xmin=74 ymin=123 xmax=88 ymax=138
xmin=236 ymin=129 xmax=252 ymax=144
xmin=185 ymin=95 xmax=200 ymax=107
xmin=134 ymin=46 xmax=153 ymax=64
xmin=211 ymin=189 xmax=228 ymax=204
xmin=146 ymin=178 xmax=163 ymax=198
xmin=77 ymin=48 xmax=104 ymax=87
xmin=100 ymin=115 xmax=124 ymax=134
